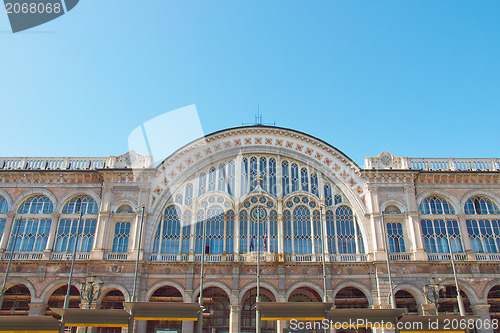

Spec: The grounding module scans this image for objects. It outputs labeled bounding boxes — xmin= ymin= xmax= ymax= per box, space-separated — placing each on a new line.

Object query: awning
xmin=0 ymin=315 xmax=61 ymax=332
xmin=123 ymin=302 xmax=202 ymax=321
xmin=326 ymin=308 xmax=408 ymax=328
xmin=257 ymin=302 xmax=334 ymax=321
xmin=399 ymin=315 xmax=480 ymax=332
xmin=51 ymin=308 xmax=130 ymax=327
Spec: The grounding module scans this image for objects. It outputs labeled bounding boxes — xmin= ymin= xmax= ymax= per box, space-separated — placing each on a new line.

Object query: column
xmin=408 ymin=213 xmax=426 ymax=260
xmin=28 ymin=302 xmax=47 ymax=316
xmin=229 ymin=305 xmax=241 ymax=333
xmin=471 ymin=304 xmax=493 ymax=333
xmin=43 ymin=212 xmax=60 ymax=258
xmin=0 ymin=212 xmax=15 ymax=251
xmin=92 ymin=186 xmax=113 ymax=260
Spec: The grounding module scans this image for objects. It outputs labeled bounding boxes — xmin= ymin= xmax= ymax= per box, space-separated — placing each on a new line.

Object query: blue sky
xmin=1 ymin=1 xmax=499 ymax=167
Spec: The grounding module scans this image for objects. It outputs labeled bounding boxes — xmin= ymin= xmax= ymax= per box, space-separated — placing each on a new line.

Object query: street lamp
xmin=319 ymin=203 xmax=327 ymax=303
xmin=444 ymin=217 xmax=466 ymax=316
xmin=251 ymin=177 xmax=266 ymax=333
xmin=0 ymin=217 xmax=22 ymax=309
xmin=64 ymin=210 xmax=83 ymax=309
xmin=197 ymin=201 xmax=208 ymax=333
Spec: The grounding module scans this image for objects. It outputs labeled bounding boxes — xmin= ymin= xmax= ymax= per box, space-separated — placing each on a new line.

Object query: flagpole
xmin=0 ymin=217 xmax=21 ymax=309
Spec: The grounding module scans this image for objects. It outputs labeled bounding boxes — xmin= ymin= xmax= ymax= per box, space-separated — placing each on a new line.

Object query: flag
xmin=264 ymin=234 xmax=267 ymax=251
xmin=250 ymin=236 xmax=255 ymax=251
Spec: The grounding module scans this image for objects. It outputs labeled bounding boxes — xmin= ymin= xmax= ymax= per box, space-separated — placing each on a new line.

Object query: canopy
xmin=51 ymin=308 xmax=130 ymax=327
xmin=0 ymin=316 xmax=61 ymax=332
xmin=123 ymin=302 xmax=202 ymax=321
xmin=257 ymin=302 xmax=334 ymax=321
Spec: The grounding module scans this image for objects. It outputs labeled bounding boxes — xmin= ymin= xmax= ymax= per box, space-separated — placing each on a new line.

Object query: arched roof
xmin=150 ymin=125 xmax=366 ymax=213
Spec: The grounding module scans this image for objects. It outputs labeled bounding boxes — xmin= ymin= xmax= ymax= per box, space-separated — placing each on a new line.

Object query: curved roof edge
xmin=158 ymin=124 xmax=360 ymax=170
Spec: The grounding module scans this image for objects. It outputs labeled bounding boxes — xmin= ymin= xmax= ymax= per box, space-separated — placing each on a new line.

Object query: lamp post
xmin=381 ymin=212 xmax=396 ymax=309
xmin=64 ymin=210 xmax=83 ymax=309
xmin=251 ymin=177 xmax=266 ymax=333
xmin=319 ymin=204 xmax=327 ymax=303
xmin=129 ymin=205 xmax=145 ymax=333
xmin=444 ymin=217 xmax=466 ymax=316
xmin=197 ymin=202 xmax=208 ymax=333
xmin=0 ymin=217 xmax=21 ymax=309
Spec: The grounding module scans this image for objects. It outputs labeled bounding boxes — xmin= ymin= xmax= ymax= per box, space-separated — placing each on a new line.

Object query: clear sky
xmin=1 ymin=1 xmax=499 ymax=167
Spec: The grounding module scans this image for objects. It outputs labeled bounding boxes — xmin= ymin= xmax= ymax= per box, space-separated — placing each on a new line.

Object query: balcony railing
xmin=50 ymin=253 xmax=90 ymax=260
xmin=1 ymin=252 xmax=43 ymax=260
xmin=475 ymin=253 xmax=500 ymax=261
xmin=427 ymin=253 xmax=468 ymax=261
xmin=388 ymin=253 xmax=412 ymax=261
xmin=107 ymin=253 xmax=129 ymax=260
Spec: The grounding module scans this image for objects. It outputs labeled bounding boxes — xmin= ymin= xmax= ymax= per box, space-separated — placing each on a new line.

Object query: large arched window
xmin=9 ymin=195 xmax=54 ymax=253
xmin=153 ymin=205 xmax=181 ymax=254
xmin=293 ymin=206 xmax=311 ymax=254
xmin=206 ymin=206 xmax=224 ymax=254
xmin=54 ymin=196 xmax=98 ymax=253
xmin=387 ymin=222 xmax=405 ymax=253
xmin=465 ymin=196 xmax=500 ymax=253
xmin=0 ymin=196 xmax=7 ymax=244
xmin=419 ymin=196 xmax=455 ymax=215
xmin=335 ymin=206 xmax=364 ymax=254
xmin=419 ymin=196 xmax=463 ymax=254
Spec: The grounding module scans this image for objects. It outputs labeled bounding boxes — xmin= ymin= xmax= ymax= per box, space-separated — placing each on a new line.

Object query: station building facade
xmin=0 ymin=126 xmax=499 ymax=332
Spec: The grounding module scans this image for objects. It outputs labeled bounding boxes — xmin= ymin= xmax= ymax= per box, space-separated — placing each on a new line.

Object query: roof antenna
xmin=242 ymin=103 xmax=276 ymax=126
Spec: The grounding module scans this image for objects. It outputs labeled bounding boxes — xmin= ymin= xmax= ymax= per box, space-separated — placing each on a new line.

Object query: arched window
xmin=283 ymin=210 xmax=292 ymax=254
xmin=239 ymin=210 xmax=248 ymax=253
xmin=465 ymin=196 xmax=500 ymax=215
xmin=421 ymin=219 xmax=463 ymax=253
xmin=0 ymin=196 xmax=7 ymax=244
xmin=184 ymin=183 xmax=193 ymax=206
xmin=293 ymin=206 xmax=311 ymax=254
xmin=226 ymin=210 xmax=234 ymax=254
xmin=335 ymin=206 xmax=364 ymax=254
xmin=153 ymin=205 xmax=181 ymax=254
xmin=249 ymin=157 xmax=258 ymax=192
xmin=260 ymin=157 xmax=267 ymax=192
xmin=206 ymin=206 xmax=224 ymax=254
xmin=282 ymin=161 xmax=290 ymax=197
xmin=313 ymin=210 xmax=322 ymax=254
xmin=208 ymin=167 xmax=217 ymax=192
xmin=181 ymin=210 xmax=191 ymax=254
xmin=465 ymin=196 xmax=500 ymax=253
xmin=241 ymin=158 xmax=249 ymax=196
xmin=419 ymin=196 xmax=455 ymax=215
xmin=10 ymin=195 xmax=54 ymax=253
xmin=387 ymin=222 xmax=405 ymax=253
xmin=54 ymin=196 xmax=98 ymax=253
xmin=228 ymin=161 xmax=236 ymax=196
xmin=334 ymin=194 xmax=342 ymax=205
xmin=291 ymin=164 xmax=299 ymax=192
xmin=300 ymin=168 xmax=309 ymax=192
xmin=269 ymin=158 xmax=277 ymax=197
xmin=218 ymin=164 xmax=226 ymax=192
xmin=326 ymin=210 xmax=336 ymax=253
xmin=112 ymin=222 xmax=130 ymax=253
xmin=198 ymin=173 xmax=207 ymax=196
xmin=269 ymin=210 xmax=278 ymax=253
xmin=310 ymin=173 xmax=319 ymax=197
xmin=324 ymin=184 xmax=333 ymax=207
